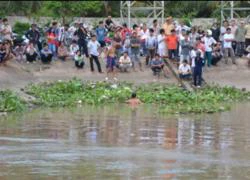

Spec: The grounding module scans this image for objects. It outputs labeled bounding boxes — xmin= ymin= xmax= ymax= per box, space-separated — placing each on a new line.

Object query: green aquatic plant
xmin=23 ymin=79 xmax=250 ymax=114
xmin=0 ymin=90 xmax=26 ymax=112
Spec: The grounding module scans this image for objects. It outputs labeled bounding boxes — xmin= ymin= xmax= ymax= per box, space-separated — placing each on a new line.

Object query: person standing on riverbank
xmin=223 ymin=28 xmax=236 ymax=65
xmin=74 ymin=23 xmax=89 ymax=58
xmin=166 ymin=29 xmax=178 ymax=61
xmin=25 ymin=24 xmax=41 ymax=53
xmin=193 ymin=51 xmax=203 ymax=88
xmin=157 ymin=29 xmax=166 ymax=58
xmin=235 ymin=21 xmax=247 ymax=57
xmin=47 ymin=22 xmax=59 ymax=58
xmin=96 ymin=21 xmax=107 ymax=48
xmin=105 ymin=44 xmax=117 ymax=81
xmin=130 ymin=31 xmax=142 ymax=71
xmin=245 ymin=20 xmax=250 ymax=47
xmin=204 ymin=30 xmax=216 ymax=67
xmin=145 ymin=28 xmax=157 ymax=66
xmin=87 ymin=34 xmax=103 ymax=73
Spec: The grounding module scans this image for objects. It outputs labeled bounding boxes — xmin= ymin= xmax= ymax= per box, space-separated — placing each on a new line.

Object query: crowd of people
xmin=1 ymin=16 xmax=250 ymax=87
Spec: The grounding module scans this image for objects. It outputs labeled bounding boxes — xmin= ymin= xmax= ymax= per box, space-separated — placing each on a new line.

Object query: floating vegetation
xmin=23 ymin=78 xmax=250 ymax=114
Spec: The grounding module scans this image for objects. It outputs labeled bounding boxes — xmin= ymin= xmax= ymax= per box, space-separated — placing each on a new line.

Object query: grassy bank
xmin=0 ymin=90 xmax=26 ymax=112
xmin=20 ymin=78 xmax=250 ymax=114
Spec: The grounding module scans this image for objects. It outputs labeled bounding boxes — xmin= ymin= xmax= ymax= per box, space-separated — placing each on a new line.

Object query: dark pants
xmin=41 ymin=54 xmax=53 ymax=64
xmin=75 ymin=61 xmax=84 ymax=68
xmin=151 ymin=66 xmax=163 ymax=75
xmin=193 ymin=67 xmax=202 ymax=86
xmin=211 ymin=55 xmax=222 ymax=66
xmin=78 ymin=40 xmax=89 ymax=57
xmin=26 ymin=53 xmax=37 ymax=62
xmin=90 ymin=55 xmax=102 ymax=72
xmin=168 ymin=49 xmax=177 ymax=60
xmin=179 ymin=74 xmax=191 ymax=80
xmin=246 ymin=39 xmax=250 ymax=48
xmin=236 ymin=42 xmax=245 ymax=57
xmin=232 ymin=41 xmax=237 ymax=53
xmin=146 ymin=49 xmax=155 ymax=65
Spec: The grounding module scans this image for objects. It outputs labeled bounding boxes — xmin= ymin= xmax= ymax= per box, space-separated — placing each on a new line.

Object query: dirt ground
xmin=203 ymin=57 xmax=250 ymax=90
xmin=0 ymin=56 xmax=250 ymax=94
xmin=0 ymin=57 xmax=177 ymax=92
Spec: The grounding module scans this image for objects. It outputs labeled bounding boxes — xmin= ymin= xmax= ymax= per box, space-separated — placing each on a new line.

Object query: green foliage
xmin=24 ymin=79 xmax=250 ymax=114
xmin=0 ymin=90 xmax=26 ymax=112
xmin=13 ymin=22 xmax=30 ymax=35
xmin=0 ymin=1 xmax=241 ymax=18
xmin=38 ymin=1 xmax=103 ymax=21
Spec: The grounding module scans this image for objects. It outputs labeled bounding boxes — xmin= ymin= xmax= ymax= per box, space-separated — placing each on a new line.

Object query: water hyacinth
xmin=0 ymin=90 xmax=26 ymax=112
xmin=22 ymin=78 xmax=250 ymax=114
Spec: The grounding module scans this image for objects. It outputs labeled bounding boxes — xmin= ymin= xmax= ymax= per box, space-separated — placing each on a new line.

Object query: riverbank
xmin=1 ymin=56 xmax=250 ymax=92
xmin=1 ymin=57 xmax=250 ymax=114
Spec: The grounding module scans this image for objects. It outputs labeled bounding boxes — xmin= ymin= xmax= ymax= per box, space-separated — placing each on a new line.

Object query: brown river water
xmin=0 ymin=103 xmax=250 ymax=180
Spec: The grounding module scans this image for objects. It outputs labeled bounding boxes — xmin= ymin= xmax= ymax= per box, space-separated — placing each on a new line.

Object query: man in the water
xmin=126 ymin=92 xmax=142 ymax=106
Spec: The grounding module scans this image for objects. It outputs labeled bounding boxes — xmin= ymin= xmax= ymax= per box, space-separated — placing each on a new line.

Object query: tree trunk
xmin=103 ymin=1 xmax=109 ymax=16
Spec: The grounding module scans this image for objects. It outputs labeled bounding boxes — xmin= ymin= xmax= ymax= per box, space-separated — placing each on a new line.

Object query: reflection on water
xmin=1 ymin=103 xmax=250 ymax=179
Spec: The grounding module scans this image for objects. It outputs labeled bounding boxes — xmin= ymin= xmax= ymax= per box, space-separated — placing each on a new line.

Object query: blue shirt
xmin=96 ymin=27 xmax=107 ymax=41
xmin=151 ymin=58 xmax=163 ymax=66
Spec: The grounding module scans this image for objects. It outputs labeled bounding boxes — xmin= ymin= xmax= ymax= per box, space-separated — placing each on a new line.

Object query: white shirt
xmin=119 ymin=56 xmax=132 ymax=64
xmin=157 ymin=34 xmax=166 ymax=49
xmin=190 ymin=49 xmax=196 ymax=67
xmin=220 ymin=26 xmax=227 ymax=41
xmin=2 ymin=24 xmax=12 ymax=40
xmin=146 ymin=35 xmax=157 ymax=49
xmin=88 ymin=40 xmax=100 ymax=56
xmin=204 ymin=36 xmax=216 ymax=52
xmin=179 ymin=64 xmax=191 ymax=74
xmin=139 ymin=29 xmax=149 ymax=40
xmin=70 ymin=44 xmax=79 ymax=56
xmin=223 ymin=33 xmax=234 ymax=48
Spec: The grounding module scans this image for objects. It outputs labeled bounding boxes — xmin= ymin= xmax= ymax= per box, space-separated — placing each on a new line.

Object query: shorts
xmin=106 ymin=56 xmax=116 ymax=71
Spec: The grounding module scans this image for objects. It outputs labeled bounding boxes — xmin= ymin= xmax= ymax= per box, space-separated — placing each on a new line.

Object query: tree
xmin=39 ymin=1 xmax=103 ymax=24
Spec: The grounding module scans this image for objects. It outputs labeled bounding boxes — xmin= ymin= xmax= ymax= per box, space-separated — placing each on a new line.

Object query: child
xmin=74 ymin=50 xmax=85 ymax=69
xmin=190 ymin=46 xmax=197 ymax=74
xmin=14 ymin=44 xmax=25 ymax=62
xmin=105 ymin=44 xmax=117 ymax=81
xmin=70 ymin=40 xmax=79 ymax=57
xmin=58 ymin=43 xmax=70 ymax=61
xmin=126 ymin=92 xmax=142 ymax=106
xmin=87 ymin=34 xmax=103 ymax=73
xmin=193 ymin=51 xmax=203 ymax=88
xmin=41 ymin=43 xmax=53 ymax=64
xmin=25 ymin=42 xmax=38 ymax=63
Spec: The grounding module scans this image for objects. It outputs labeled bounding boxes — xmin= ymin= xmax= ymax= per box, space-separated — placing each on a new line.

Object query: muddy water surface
xmin=1 ymin=103 xmax=250 ymax=179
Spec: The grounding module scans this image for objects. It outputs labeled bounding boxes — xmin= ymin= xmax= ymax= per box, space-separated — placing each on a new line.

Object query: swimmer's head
xmin=131 ymin=92 xmax=137 ymax=98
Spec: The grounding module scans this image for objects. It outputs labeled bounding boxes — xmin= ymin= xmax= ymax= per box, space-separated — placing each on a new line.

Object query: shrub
xmin=13 ymin=21 xmax=30 ymax=36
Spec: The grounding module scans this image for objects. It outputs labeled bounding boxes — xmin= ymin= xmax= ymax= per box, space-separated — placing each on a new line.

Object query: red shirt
xmin=166 ymin=35 xmax=178 ymax=50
